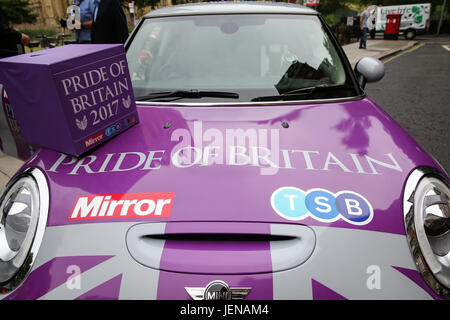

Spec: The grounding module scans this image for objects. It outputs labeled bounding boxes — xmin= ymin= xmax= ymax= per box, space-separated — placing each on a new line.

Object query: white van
xmin=372 ymin=3 xmax=431 ymax=39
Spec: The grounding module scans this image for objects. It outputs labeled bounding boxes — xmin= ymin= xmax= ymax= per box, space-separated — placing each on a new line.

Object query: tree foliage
xmin=117 ymin=0 xmax=448 ymax=17
xmin=317 ymin=0 xmax=349 ymax=15
xmin=0 ymin=0 xmax=36 ymax=24
xmin=319 ymin=0 xmax=447 ymax=15
xmin=135 ymin=0 xmax=160 ymax=10
xmin=352 ymin=0 xmax=449 ymax=16
xmin=121 ymin=0 xmax=447 ymax=23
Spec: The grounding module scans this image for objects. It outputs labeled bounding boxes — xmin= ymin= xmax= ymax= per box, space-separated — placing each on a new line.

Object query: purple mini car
xmin=0 ymin=2 xmax=449 ymax=300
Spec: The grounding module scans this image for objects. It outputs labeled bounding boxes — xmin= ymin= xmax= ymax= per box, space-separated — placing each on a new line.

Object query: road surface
xmin=365 ymin=36 xmax=450 ymax=173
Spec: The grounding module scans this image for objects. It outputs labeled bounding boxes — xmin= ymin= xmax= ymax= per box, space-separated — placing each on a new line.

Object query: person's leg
xmin=361 ymin=27 xmax=368 ymax=49
xmin=359 ymin=29 xmax=364 ymax=48
xmin=364 ymin=27 xmax=369 ymax=48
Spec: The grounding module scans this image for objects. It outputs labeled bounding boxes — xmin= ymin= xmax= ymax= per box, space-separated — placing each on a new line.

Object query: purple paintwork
xmin=26 ymin=97 xmax=445 ymax=235
xmin=160 ymin=222 xmax=272 ymax=274
xmin=0 ymin=44 xmax=138 ymax=156
xmin=311 ymin=279 xmax=347 ymax=300
xmin=392 ymin=266 xmax=443 ymax=300
xmin=0 ymin=0 xmax=447 ymax=301
xmin=7 ymin=96 xmax=446 ymax=301
xmin=157 ymin=223 xmax=274 ymax=298
xmin=74 ymin=274 xmax=123 ymax=300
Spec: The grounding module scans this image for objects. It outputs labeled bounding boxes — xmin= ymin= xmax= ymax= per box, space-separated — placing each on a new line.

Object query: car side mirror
xmin=354 ymin=57 xmax=385 ymax=89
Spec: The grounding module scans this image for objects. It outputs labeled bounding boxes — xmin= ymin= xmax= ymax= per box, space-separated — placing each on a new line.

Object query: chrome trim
xmin=185 ymin=280 xmax=252 ymax=300
xmin=145 ymin=10 xmax=318 ymax=19
xmin=403 ymin=167 xmax=450 ymax=299
xmin=136 ymin=94 xmax=367 ymax=108
xmin=144 ymin=3 xmax=317 ymax=18
xmin=0 ymin=167 xmax=49 ymax=294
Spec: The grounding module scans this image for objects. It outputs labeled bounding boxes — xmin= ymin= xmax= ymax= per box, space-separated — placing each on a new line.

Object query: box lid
xmin=0 ymin=44 xmax=125 ymax=73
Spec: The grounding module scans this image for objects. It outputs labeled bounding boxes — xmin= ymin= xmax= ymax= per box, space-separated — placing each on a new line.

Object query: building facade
xmin=28 ymin=0 xmax=71 ymax=26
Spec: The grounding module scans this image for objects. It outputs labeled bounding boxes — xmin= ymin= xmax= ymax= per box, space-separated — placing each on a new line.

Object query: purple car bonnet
xmin=24 ymin=96 xmax=444 ymax=235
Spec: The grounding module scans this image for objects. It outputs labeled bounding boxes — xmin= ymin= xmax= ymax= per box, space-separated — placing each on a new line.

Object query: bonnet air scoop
xmin=126 ymin=222 xmax=316 ymax=275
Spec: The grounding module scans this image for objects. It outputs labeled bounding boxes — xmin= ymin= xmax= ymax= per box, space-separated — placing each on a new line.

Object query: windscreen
xmin=127 ymin=14 xmax=351 ymax=102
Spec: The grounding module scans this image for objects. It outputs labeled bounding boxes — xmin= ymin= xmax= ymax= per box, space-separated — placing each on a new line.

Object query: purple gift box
xmin=0 ymin=44 xmax=138 ymax=156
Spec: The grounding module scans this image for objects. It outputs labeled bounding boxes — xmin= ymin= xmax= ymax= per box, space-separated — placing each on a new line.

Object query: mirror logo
xmin=271 ymin=187 xmax=373 ymax=225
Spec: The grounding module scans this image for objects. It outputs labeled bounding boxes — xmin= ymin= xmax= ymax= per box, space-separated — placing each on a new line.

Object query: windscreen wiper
xmin=136 ymin=90 xmax=239 ymax=102
xmin=250 ymin=84 xmax=351 ymax=102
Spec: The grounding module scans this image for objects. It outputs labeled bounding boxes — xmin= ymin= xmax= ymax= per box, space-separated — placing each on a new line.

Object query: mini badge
xmin=185 ymin=280 xmax=251 ymax=300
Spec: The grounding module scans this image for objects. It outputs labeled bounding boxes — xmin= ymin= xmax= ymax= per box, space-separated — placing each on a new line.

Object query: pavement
xmin=0 ymin=151 xmax=24 ymax=190
xmin=365 ymin=38 xmax=450 ymax=173
xmin=343 ymin=38 xmax=418 ymax=67
xmin=0 ymin=37 xmax=422 ymax=191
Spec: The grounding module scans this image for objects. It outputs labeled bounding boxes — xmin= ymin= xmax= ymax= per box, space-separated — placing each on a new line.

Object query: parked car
xmin=373 ymin=3 xmax=431 ymax=40
xmin=0 ymin=2 xmax=448 ymax=300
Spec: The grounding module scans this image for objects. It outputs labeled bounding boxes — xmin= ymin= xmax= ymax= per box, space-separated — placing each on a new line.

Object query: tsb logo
xmin=271 ymin=187 xmax=373 ymax=225
xmin=105 ymin=124 xmax=121 ymax=137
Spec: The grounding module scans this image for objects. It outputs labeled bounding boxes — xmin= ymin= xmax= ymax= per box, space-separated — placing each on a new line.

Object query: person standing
xmin=359 ymin=4 xmax=371 ymax=49
xmin=91 ymin=0 xmax=129 ymax=44
xmin=0 ymin=8 xmax=30 ymax=58
xmin=367 ymin=8 xmax=376 ymax=40
xmin=73 ymin=0 xmax=96 ymax=44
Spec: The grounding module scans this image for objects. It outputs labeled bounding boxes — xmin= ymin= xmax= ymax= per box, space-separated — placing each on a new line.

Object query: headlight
xmin=404 ymin=167 xmax=450 ymax=299
xmin=0 ymin=168 xmax=49 ymax=293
